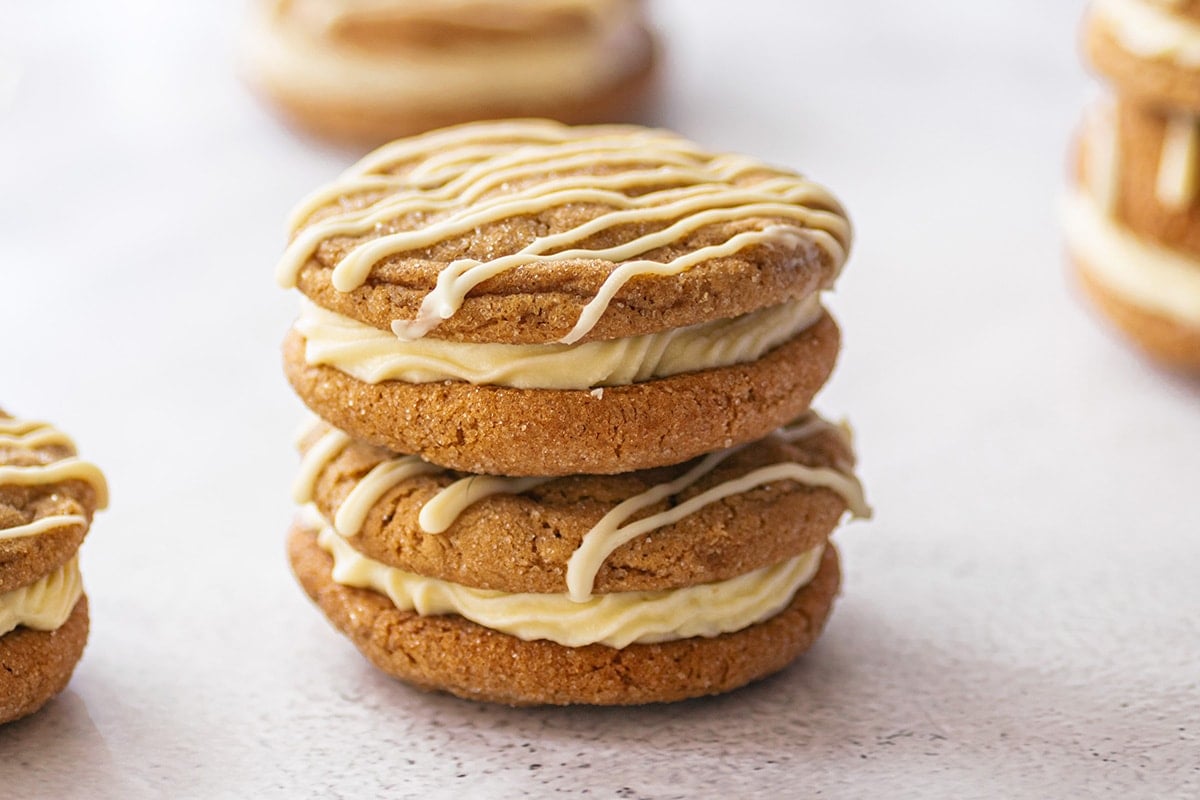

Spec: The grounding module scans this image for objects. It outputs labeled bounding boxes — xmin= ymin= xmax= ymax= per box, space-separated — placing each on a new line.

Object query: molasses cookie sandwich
xmin=286 ymin=412 xmax=869 ymax=705
xmin=277 ymin=119 xmax=851 ymax=476
xmin=1 ymin=411 xmax=107 ymax=724
xmin=1068 ymin=2 xmax=1200 ymax=371
xmin=240 ymin=0 xmax=658 ymax=145
xmin=1064 ymin=102 xmax=1200 ymax=369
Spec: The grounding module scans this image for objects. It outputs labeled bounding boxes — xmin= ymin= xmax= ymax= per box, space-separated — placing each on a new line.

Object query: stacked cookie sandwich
xmin=1 ymin=410 xmax=107 ymax=724
xmin=240 ymin=0 xmax=657 ymax=145
xmin=278 ymin=119 xmax=870 ymax=705
xmin=1065 ymin=0 xmax=1200 ymax=370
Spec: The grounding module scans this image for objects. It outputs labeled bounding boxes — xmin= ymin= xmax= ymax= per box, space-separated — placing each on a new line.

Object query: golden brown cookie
xmin=1064 ymin=105 xmax=1200 ymax=372
xmin=283 ymin=311 xmax=841 ymax=476
xmin=0 ymin=412 xmax=106 ymax=593
xmin=288 ymin=525 xmax=839 ymax=706
xmin=1085 ymin=0 xmax=1200 ymax=113
xmin=276 ymin=120 xmax=852 ymax=474
xmin=0 ymin=596 xmax=89 ymax=725
xmin=296 ymin=413 xmax=863 ymax=594
xmin=240 ymin=0 xmax=658 ymax=146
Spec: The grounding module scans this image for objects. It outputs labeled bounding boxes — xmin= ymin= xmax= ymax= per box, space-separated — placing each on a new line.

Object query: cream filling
xmin=1063 ymin=187 xmax=1200 ymax=323
xmin=296 ymin=294 xmax=824 ymax=389
xmin=1094 ymin=0 xmax=1200 ymax=66
xmin=242 ymin=0 xmax=647 ymax=109
xmin=313 ymin=519 xmax=824 ymax=649
xmin=0 ymin=555 xmax=83 ymax=637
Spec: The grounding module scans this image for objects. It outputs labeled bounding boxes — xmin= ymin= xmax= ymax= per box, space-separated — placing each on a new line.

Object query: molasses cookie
xmin=0 ymin=411 xmax=107 ymax=724
xmin=287 ymin=413 xmax=869 ymax=705
xmin=1086 ymin=0 xmax=1200 ymax=112
xmin=240 ymin=0 xmax=658 ymax=145
xmin=1064 ymin=103 xmax=1200 ymax=370
xmin=278 ymin=119 xmax=852 ymax=475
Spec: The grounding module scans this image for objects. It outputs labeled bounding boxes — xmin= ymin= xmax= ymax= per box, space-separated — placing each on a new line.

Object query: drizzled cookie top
xmin=277 ymin=119 xmax=851 ymax=345
xmin=0 ymin=411 xmax=108 ymax=543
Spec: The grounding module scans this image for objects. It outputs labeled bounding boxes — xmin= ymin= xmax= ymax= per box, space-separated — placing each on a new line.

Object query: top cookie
xmin=276 ymin=119 xmax=851 ymax=345
xmin=0 ymin=411 xmax=108 ymax=594
xmin=1086 ymin=0 xmax=1200 ymax=112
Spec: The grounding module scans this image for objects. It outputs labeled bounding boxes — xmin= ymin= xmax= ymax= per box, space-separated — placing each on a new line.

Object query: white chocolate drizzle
xmin=1156 ymin=114 xmax=1200 ymax=209
xmin=0 ymin=416 xmax=108 ymax=541
xmin=294 ymin=414 xmax=870 ymax=600
xmin=276 ymin=120 xmax=850 ymax=344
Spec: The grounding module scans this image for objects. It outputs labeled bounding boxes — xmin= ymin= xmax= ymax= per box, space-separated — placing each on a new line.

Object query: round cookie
xmin=284 ymin=312 xmax=841 ymax=476
xmin=1086 ymin=0 xmax=1200 ymax=113
xmin=288 ymin=525 xmax=839 ymax=706
xmin=0 ymin=413 xmax=106 ymax=594
xmin=278 ymin=119 xmax=852 ymax=475
xmin=0 ymin=596 xmax=89 ymax=725
xmin=296 ymin=413 xmax=865 ymax=594
xmin=1064 ymin=104 xmax=1200 ymax=371
xmin=240 ymin=0 xmax=658 ymax=145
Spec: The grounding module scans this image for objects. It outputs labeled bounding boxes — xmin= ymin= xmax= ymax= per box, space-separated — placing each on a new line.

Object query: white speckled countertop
xmin=1 ymin=1 xmax=1197 ymax=797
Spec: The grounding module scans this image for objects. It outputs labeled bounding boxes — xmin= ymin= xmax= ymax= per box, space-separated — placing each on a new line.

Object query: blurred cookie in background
xmin=1066 ymin=0 xmax=1200 ymax=371
xmin=239 ymin=0 xmax=659 ymax=146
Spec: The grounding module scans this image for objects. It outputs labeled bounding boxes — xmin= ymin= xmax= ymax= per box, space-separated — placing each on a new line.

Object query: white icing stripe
xmin=1094 ymin=0 xmax=1200 ymax=66
xmin=314 ymin=521 xmax=825 ymax=649
xmin=276 ymin=120 xmax=849 ymax=345
xmin=292 ymin=428 xmax=351 ymax=504
xmin=1063 ymin=187 xmax=1200 ymax=323
xmin=295 ymin=294 xmax=825 ymax=390
xmin=335 ymin=457 xmax=440 ymax=537
xmin=0 ymin=459 xmax=109 ymax=510
xmin=417 ymin=475 xmax=553 ymax=533
xmin=0 ymin=514 xmax=88 ymax=542
xmin=1084 ymin=104 xmax=1122 ymax=215
xmin=565 ymin=457 xmax=869 ymax=602
xmin=0 ymin=555 xmax=83 ymax=637
xmin=1157 ymin=114 xmax=1200 ymax=209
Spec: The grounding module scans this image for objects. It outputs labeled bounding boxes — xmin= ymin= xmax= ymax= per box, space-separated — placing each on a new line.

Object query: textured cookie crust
xmin=1086 ymin=14 xmax=1200 ymax=113
xmin=248 ymin=27 xmax=658 ymax=147
xmin=303 ymin=418 xmax=853 ymax=593
xmin=1074 ymin=256 xmax=1200 ymax=371
xmin=286 ymin=121 xmax=848 ymax=346
xmin=1104 ymin=101 xmax=1200 ymax=257
xmin=288 ymin=526 xmax=839 ymax=706
xmin=0 ymin=414 xmax=100 ymax=594
xmin=284 ymin=311 xmax=840 ymax=476
xmin=0 ymin=595 xmax=89 ymax=725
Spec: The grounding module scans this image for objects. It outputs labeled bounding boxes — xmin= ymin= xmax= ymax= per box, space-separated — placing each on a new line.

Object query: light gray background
xmin=1 ymin=1 xmax=1197 ymax=797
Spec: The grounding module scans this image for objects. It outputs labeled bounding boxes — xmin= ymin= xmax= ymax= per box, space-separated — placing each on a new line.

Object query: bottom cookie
xmin=1074 ymin=258 xmax=1200 ymax=372
xmin=0 ymin=595 xmax=89 ymax=725
xmin=288 ymin=525 xmax=839 ymax=706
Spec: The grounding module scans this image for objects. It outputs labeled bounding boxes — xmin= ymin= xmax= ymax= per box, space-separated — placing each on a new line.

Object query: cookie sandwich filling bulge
xmin=294 ymin=414 xmax=870 ymax=647
xmin=1093 ymin=0 xmax=1200 ymax=67
xmin=294 ymin=293 xmax=825 ymax=389
xmin=0 ymin=556 xmax=83 ymax=636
